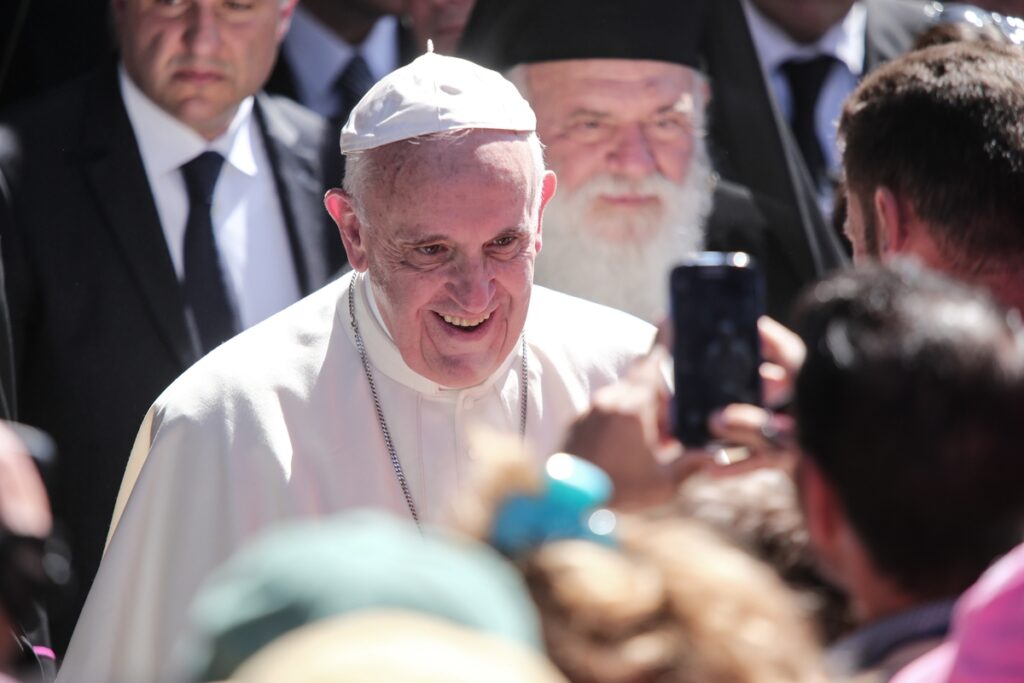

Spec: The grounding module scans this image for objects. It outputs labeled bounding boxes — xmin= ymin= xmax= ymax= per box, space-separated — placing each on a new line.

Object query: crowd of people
xmin=0 ymin=0 xmax=1022 ymax=681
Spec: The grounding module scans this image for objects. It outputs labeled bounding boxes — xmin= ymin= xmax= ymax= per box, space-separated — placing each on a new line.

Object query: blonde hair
xmin=526 ymin=517 xmax=828 ymax=683
xmin=452 ymin=432 xmax=829 ymax=683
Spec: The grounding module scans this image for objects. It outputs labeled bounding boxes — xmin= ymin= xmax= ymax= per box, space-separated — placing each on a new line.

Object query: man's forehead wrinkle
xmin=536 ymin=82 xmax=696 ymax=124
xmin=361 ymin=143 xmax=417 ymax=224
xmin=363 ymin=133 xmax=535 ymax=232
xmin=566 ymin=109 xmax=612 ymax=119
xmin=393 ymin=224 xmax=530 ymax=245
xmin=529 ymin=59 xmax=694 ymax=92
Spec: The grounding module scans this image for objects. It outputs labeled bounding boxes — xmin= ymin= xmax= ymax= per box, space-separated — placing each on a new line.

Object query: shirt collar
xmin=342 ymin=271 xmax=521 ymax=398
xmin=119 ymin=63 xmax=258 ymax=178
xmin=827 ymin=596 xmax=956 ymax=674
xmin=283 ymin=7 xmax=398 ymax=104
xmin=743 ymin=0 xmax=866 ymax=77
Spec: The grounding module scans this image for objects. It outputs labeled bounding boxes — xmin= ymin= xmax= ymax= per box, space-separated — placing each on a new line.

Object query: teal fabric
xmin=180 ymin=510 xmax=542 ymax=681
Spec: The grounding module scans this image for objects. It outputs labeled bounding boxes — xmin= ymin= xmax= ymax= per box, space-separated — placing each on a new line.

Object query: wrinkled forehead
xmin=525 ymin=59 xmax=701 ymax=110
xmin=361 ymin=131 xmax=538 ymax=214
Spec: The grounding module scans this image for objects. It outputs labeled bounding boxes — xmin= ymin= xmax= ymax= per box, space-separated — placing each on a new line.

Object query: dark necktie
xmin=779 ymin=55 xmax=837 ymax=194
xmin=181 ymin=151 xmax=240 ymax=355
xmin=334 ymin=54 xmax=375 ymax=124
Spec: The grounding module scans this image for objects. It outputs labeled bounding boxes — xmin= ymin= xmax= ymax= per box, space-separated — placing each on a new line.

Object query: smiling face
xmin=113 ymin=0 xmax=295 ymax=140
xmin=524 ymin=59 xmax=702 ymax=245
xmin=328 ymin=131 xmax=555 ymax=388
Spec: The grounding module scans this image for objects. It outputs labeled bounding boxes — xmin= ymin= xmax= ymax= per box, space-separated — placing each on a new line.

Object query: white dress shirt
xmin=281 ymin=7 xmax=401 ymax=118
xmin=62 ymin=270 xmax=656 ymax=683
xmin=119 ymin=67 xmax=302 ymax=330
xmin=743 ymin=0 xmax=866 ymax=214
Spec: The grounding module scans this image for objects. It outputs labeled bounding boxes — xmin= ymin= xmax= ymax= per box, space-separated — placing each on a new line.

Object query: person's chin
xmin=421 ymin=317 xmax=504 ymax=383
xmin=425 ymin=352 xmax=498 ymax=389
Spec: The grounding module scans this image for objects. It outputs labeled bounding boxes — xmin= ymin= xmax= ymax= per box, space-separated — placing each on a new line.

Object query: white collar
xmin=341 ymin=271 xmax=521 ymax=398
xmin=743 ymin=0 xmax=866 ymax=77
xmin=119 ymin=64 xmax=258 ymax=178
xmin=283 ymin=7 xmax=399 ymax=100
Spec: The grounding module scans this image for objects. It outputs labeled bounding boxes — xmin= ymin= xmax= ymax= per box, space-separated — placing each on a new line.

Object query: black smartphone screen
xmin=671 ymin=253 xmax=763 ymax=447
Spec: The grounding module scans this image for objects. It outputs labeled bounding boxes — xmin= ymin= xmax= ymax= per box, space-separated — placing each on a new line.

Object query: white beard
xmin=534 ymin=147 xmax=715 ymax=323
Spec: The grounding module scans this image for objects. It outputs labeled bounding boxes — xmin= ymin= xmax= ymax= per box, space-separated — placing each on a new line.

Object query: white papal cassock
xmin=57 ymin=269 xmax=655 ymax=682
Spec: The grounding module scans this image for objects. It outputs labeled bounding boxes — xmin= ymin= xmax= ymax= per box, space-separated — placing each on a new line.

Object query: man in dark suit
xmin=265 ymin=0 xmax=415 ymax=124
xmin=263 ymin=0 xmax=418 ymax=192
xmin=0 ymin=0 xmax=346 ymax=652
xmin=696 ymin=0 xmax=934 ymax=317
xmin=720 ymin=0 xmax=931 ymax=227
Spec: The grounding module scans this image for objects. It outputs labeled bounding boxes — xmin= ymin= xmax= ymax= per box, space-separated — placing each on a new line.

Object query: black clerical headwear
xmin=457 ymin=0 xmax=707 ymax=72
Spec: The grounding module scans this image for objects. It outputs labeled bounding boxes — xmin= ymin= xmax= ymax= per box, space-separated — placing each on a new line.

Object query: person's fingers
xmin=664 ymin=446 xmax=709 ymax=483
xmin=653 ymin=317 xmax=672 ymax=349
xmin=708 ymin=404 xmax=797 ymax=451
xmin=758 ymin=316 xmax=805 ymax=373
xmin=704 ymin=450 xmax=793 ymax=477
xmin=760 ymin=361 xmax=792 ymax=407
xmin=0 ymin=424 xmax=52 ymax=537
xmin=626 ymin=344 xmax=669 ymax=385
xmin=708 ymin=403 xmax=771 ymax=447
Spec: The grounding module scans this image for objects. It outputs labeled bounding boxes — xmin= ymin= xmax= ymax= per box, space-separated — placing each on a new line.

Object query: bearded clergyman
xmin=459 ymin=0 xmax=828 ymax=322
xmin=56 ymin=49 xmax=655 ymax=683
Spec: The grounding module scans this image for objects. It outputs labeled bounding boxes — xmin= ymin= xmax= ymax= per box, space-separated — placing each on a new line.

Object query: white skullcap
xmin=339 ymin=44 xmax=536 ymax=153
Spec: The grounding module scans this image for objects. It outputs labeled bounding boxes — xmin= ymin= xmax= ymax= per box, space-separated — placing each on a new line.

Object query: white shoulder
xmin=151 ymin=277 xmax=347 ymax=425
xmin=526 ymin=285 xmax=656 ymax=372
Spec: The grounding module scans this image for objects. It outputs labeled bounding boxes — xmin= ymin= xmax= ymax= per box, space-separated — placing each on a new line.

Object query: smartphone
xmin=670 ymin=253 xmax=763 ymax=448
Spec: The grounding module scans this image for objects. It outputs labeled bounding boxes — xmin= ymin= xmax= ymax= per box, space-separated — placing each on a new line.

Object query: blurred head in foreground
xmin=454 ymin=431 xmax=828 ymax=683
xmin=231 ymin=609 xmax=568 ymax=683
xmin=793 ymin=261 xmax=1024 ymax=619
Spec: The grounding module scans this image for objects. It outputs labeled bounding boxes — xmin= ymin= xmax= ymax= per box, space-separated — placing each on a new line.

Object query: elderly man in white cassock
xmin=55 ymin=47 xmax=655 ymax=683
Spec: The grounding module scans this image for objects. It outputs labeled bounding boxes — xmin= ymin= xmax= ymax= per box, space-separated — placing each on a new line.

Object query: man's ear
xmin=873 ymin=186 xmax=908 ymax=256
xmin=534 ymin=171 xmax=557 ymax=254
xmin=797 ymin=457 xmax=846 ymax=577
xmin=324 ymin=189 xmax=369 ymax=272
xmin=276 ymin=0 xmax=299 ymax=41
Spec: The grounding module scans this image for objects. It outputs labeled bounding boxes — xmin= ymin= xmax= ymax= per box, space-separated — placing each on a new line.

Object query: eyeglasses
xmin=925 ymin=2 xmax=1024 ymax=45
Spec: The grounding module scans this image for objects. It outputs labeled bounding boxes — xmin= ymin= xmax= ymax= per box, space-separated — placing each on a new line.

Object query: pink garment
xmin=893 ymin=542 xmax=1024 ymax=683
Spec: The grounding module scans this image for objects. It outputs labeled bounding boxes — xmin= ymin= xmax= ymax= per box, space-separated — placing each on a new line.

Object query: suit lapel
xmin=254 ymin=94 xmax=335 ymax=295
xmin=79 ymin=68 xmax=197 ymax=368
xmin=704 ymin=0 xmax=847 ymax=282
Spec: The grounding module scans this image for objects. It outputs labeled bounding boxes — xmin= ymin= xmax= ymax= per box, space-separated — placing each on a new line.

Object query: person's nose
xmin=184 ymin=2 xmax=223 ymax=56
xmin=447 ymin=257 xmax=495 ymax=314
xmin=607 ymin=123 xmax=657 ymax=179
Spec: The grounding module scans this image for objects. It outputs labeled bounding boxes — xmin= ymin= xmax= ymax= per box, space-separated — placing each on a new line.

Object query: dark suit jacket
xmin=702 ymin=0 xmax=930 ymax=320
xmin=0 ymin=65 xmax=347 ymax=651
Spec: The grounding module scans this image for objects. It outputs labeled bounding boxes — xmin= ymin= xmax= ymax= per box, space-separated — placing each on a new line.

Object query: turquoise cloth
xmin=180 ymin=510 xmax=542 ymax=681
